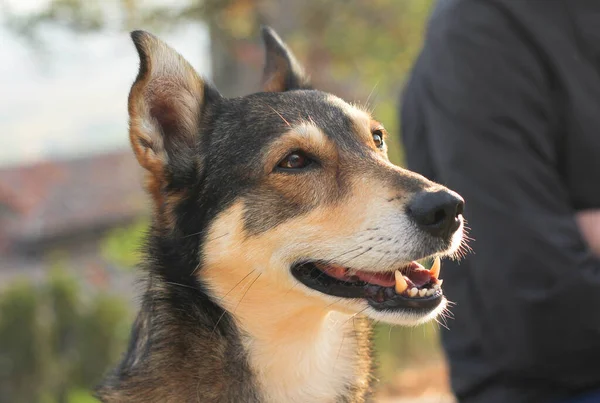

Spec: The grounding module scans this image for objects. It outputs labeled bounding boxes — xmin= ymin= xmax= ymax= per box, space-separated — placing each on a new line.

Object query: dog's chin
xmin=362 ymin=298 xmax=447 ymax=326
xmin=290 ymin=257 xmax=447 ymax=326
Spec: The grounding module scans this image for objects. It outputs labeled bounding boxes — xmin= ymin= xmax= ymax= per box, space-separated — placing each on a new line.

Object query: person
xmin=400 ymin=1 xmax=600 ymax=402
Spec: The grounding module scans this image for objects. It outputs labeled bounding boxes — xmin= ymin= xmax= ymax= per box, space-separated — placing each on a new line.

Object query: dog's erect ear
xmin=128 ymin=30 xmax=218 ymax=181
xmin=261 ymin=26 xmax=311 ymax=92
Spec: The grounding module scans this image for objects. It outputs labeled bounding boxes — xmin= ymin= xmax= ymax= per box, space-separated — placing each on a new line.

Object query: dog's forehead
xmin=225 ymin=90 xmax=372 ymax=146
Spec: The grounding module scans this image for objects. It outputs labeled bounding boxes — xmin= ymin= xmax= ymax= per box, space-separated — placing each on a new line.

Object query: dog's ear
xmin=261 ymin=26 xmax=311 ymax=92
xmin=128 ymin=30 xmax=219 ymax=185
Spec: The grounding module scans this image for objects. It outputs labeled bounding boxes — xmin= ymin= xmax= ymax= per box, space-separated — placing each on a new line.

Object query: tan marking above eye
xmin=323 ymin=94 xmax=391 ymax=154
xmin=264 ymin=122 xmax=338 ymax=174
xmin=325 ymin=95 xmax=375 ymax=143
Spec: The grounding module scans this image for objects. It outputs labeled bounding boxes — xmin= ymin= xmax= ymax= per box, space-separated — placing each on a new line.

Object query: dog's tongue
xmin=317 ymin=264 xmax=396 ymax=287
xmin=352 ymin=271 xmax=396 ymax=287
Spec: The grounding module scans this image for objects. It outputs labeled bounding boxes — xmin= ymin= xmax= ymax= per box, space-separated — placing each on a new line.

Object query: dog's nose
xmin=407 ymin=190 xmax=464 ymax=238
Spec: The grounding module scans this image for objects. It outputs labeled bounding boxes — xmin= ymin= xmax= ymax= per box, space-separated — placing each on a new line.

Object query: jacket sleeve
xmin=402 ymin=0 xmax=600 ymax=386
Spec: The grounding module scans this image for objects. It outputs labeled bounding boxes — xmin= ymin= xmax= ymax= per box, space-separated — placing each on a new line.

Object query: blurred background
xmin=0 ymin=1 xmax=452 ymax=402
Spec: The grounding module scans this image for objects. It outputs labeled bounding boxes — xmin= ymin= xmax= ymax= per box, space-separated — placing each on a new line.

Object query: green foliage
xmin=101 ymin=219 xmax=148 ymax=269
xmin=67 ymin=389 xmax=100 ymax=403
xmin=76 ymin=294 xmax=130 ymax=387
xmin=0 ymin=281 xmax=50 ymax=403
xmin=0 ymin=269 xmax=130 ymax=403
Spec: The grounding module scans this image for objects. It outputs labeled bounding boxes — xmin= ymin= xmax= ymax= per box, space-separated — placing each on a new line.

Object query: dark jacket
xmin=400 ymin=1 xmax=600 ymax=402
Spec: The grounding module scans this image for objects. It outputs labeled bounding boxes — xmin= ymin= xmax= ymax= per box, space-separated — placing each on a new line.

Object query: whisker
xmin=206 ymin=232 xmax=230 ymax=242
xmin=339 ymin=247 xmax=373 ymax=267
xmin=322 ymin=297 xmax=344 ymax=312
xmin=324 ymin=246 xmax=364 ymax=265
xmin=440 ymin=313 xmax=451 ymax=330
xmin=371 ymin=247 xmax=390 ymax=272
xmin=284 ymin=281 xmax=300 ymax=296
xmin=435 ymin=317 xmax=450 ymax=331
xmin=218 ymin=269 xmax=256 ymax=301
xmin=183 ymin=231 xmax=229 ymax=243
xmin=233 ymin=273 xmax=262 ymax=314
xmin=265 ymin=104 xmax=291 ymax=126
xmin=209 ymin=272 xmax=261 ymax=339
xmin=338 ymin=238 xmax=389 ymax=267
xmin=191 ymin=263 xmax=202 ymax=275
xmin=341 ymin=306 xmax=369 ymax=327
xmin=182 ymin=230 xmax=204 ymax=239
xmin=364 ymin=81 xmax=380 ymax=113
xmin=209 ymin=310 xmax=229 ymax=340
xmin=332 ymin=333 xmax=346 ymax=372
xmin=164 ymin=281 xmax=197 ymax=290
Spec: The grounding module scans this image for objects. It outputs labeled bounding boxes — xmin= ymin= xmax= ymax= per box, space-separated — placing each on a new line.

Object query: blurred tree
xmin=2 ymin=0 xmax=434 ymax=164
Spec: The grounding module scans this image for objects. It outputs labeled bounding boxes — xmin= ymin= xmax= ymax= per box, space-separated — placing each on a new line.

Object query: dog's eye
xmin=277 ymin=152 xmax=312 ymax=170
xmin=372 ymin=130 xmax=384 ymax=149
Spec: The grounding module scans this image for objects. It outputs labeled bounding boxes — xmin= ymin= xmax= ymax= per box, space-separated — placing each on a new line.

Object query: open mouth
xmin=291 ymin=258 xmax=443 ymax=312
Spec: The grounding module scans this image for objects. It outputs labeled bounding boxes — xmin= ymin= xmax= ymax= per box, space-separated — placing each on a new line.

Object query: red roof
xmin=0 ymin=151 xmax=148 ymax=244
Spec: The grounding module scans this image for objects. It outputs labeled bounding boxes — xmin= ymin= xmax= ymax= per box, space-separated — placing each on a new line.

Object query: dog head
xmin=128 ymin=27 xmax=464 ymax=326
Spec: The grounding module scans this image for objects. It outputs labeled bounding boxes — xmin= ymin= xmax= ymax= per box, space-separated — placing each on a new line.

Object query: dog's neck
xmin=203 ymin=264 xmax=374 ymax=402
xmin=249 ymin=310 xmax=371 ymax=403
xmin=98 ymin=256 xmax=373 ymax=402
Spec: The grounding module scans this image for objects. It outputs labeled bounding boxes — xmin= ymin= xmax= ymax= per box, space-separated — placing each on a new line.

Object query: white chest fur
xmin=247 ymin=311 xmax=361 ymax=403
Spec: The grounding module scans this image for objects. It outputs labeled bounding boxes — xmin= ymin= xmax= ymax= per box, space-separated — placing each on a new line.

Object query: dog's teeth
xmin=433 ymin=279 xmax=444 ymax=289
xmin=418 ymin=289 xmax=427 ymax=297
xmin=430 ymin=256 xmax=441 ymax=279
xmin=394 ymin=270 xmax=408 ymax=294
xmin=426 ymin=288 xmax=435 ymax=296
xmin=409 ymin=287 xmax=419 ymax=297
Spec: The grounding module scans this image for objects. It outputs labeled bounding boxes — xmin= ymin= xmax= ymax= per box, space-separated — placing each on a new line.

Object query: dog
xmin=96 ymin=27 xmax=465 ymax=402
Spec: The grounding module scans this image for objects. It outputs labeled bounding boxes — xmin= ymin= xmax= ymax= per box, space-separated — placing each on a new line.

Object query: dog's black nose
xmin=407 ymin=190 xmax=464 ymax=238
